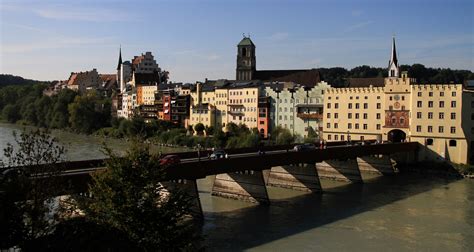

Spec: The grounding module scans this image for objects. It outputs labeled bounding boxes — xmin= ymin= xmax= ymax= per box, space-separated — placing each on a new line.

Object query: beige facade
xmin=227 ymin=86 xmax=260 ymax=129
xmin=189 ymin=104 xmax=215 ymax=129
xmin=137 ymin=85 xmax=158 ymax=105
xmin=323 ymin=73 xmax=474 ymax=164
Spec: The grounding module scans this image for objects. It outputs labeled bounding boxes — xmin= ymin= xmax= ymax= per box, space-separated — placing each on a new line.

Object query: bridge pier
xmin=357 ymin=155 xmax=397 ymax=175
xmin=161 ymin=179 xmax=203 ymax=220
xmin=316 ymin=159 xmax=363 ymax=183
xmin=211 ymin=170 xmax=269 ymax=204
xmin=267 ymin=163 xmax=322 ymax=192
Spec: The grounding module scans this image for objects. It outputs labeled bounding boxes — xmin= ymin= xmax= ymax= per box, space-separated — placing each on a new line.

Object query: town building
xmin=66 ymin=69 xmax=101 ymax=94
xmin=323 ymin=38 xmax=474 ymax=164
xmin=264 ymin=81 xmax=330 ymax=138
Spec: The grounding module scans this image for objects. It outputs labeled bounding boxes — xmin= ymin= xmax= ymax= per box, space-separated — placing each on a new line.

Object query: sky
xmin=0 ymin=0 xmax=473 ymax=82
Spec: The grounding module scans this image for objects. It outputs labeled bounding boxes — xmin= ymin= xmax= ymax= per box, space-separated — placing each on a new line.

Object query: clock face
xmin=394 ymin=102 xmax=400 ymax=109
xmin=394 ymin=95 xmax=400 ymax=101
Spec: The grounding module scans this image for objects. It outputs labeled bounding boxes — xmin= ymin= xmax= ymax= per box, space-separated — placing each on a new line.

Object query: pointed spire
xmin=116 ymin=45 xmax=122 ymax=71
xmin=388 ymin=36 xmax=400 ymax=77
xmin=390 ymin=36 xmax=398 ymax=67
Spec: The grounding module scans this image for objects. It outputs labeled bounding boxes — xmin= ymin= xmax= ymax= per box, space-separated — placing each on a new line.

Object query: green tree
xmin=194 ymin=123 xmax=205 ymax=135
xmin=0 ymin=129 xmax=66 ymax=249
xmin=2 ymin=104 xmax=20 ymax=123
xmin=78 ymin=142 xmax=200 ymax=250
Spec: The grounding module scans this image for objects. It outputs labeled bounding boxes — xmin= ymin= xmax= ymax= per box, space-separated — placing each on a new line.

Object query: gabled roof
xmin=346 ymin=77 xmax=385 ymax=87
xmin=254 ymin=69 xmax=321 ymax=87
xmin=238 ymin=37 xmax=255 ymax=47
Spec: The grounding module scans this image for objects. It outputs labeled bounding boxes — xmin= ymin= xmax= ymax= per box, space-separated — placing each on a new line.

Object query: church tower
xmin=236 ymin=36 xmax=256 ymax=81
xmin=116 ymin=46 xmax=123 ymax=89
xmin=388 ymin=37 xmax=399 ymax=78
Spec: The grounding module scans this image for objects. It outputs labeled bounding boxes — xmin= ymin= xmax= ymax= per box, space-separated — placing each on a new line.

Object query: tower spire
xmin=117 ymin=45 xmax=122 ymax=71
xmin=388 ymin=36 xmax=399 ymax=77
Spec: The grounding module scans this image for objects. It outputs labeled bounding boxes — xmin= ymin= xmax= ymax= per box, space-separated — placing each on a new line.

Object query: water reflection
xmin=198 ymin=174 xmax=473 ymax=251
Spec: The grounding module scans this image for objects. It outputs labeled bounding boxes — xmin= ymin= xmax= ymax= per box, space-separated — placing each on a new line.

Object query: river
xmin=1 ymin=123 xmax=473 ymax=251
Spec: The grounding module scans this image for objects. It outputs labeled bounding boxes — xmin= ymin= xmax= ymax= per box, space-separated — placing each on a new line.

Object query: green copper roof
xmin=238 ymin=37 xmax=255 ymax=47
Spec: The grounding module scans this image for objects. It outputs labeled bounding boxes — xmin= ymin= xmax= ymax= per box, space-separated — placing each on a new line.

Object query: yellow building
xmin=136 ymin=85 xmax=158 ymax=105
xmin=323 ymin=38 xmax=474 ymax=164
xmin=189 ymin=103 xmax=215 ymax=129
xmin=226 ymin=83 xmax=260 ymax=129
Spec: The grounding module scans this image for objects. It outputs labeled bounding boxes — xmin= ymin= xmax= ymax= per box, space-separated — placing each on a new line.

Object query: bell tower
xmin=236 ymin=35 xmax=256 ymax=81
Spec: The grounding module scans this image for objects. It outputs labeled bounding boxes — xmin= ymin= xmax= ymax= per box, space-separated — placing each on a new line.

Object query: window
xmin=451 ymin=113 xmax=456 ymax=120
xmin=328 ymin=135 xmax=331 ymax=140
xmin=429 ymin=92 xmax=433 ymax=97
xmin=450 ymin=127 xmax=456 ymax=134
xmin=390 ymin=96 xmax=393 ymax=101
xmin=439 ymin=112 xmax=444 ymax=119
xmin=348 ymin=123 xmax=352 ymax=129
xmin=376 ymin=124 xmax=381 ymax=130
xmin=363 ymin=113 xmax=368 ymax=119
xmin=335 ymin=113 xmax=339 ymax=119
xmin=363 ymin=124 xmax=368 ymax=130
xmin=418 ymin=92 xmax=422 ymax=97
xmin=348 ymin=103 xmax=352 ymax=109
xmin=417 ymin=112 xmax=422 ymax=119
xmin=360 ymin=136 xmax=365 ymax=141
xmin=327 ymin=123 xmax=330 ymax=129
xmin=426 ymin=138 xmax=434 ymax=145
xmin=439 ymin=126 xmax=444 ymax=133
xmin=327 ymin=113 xmax=331 ymax=118
xmin=334 ymin=123 xmax=338 ymax=129
xmin=428 ymin=101 xmax=433 ymax=107
xmin=452 ymin=91 xmax=456 ymax=97
xmin=428 ymin=112 xmax=433 ymax=119
xmin=335 ymin=103 xmax=339 ymax=109
xmin=400 ymin=117 xmax=405 ymax=125
xmin=439 ymin=101 xmax=444 ymax=108
xmin=416 ymin=125 xmax=422 ymax=132
xmin=334 ymin=135 xmax=339 ymax=140
xmin=449 ymin=140 xmax=457 ymax=147
xmin=348 ymin=113 xmax=352 ymax=119
xmin=363 ymin=103 xmax=368 ymax=109
xmin=377 ymin=103 xmax=381 ymax=109
xmin=355 ymin=103 xmax=360 ymax=109
xmin=451 ymin=101 xmax=456 ymax=108
xmin=355 ymin=123 xmax=359 ymax=129
xmin=355 ymin=113 xmax=359 ymax=119
xmin=341 ymin=135 xmax=345 ymax=141
xmin=440 ymin=92 xmax=444 ymax=97
xmin=428 ymin=126 xmax=433 ymax=133
xmin=417 ymin=101 xmax=422 ymax=107
xmin=376 ymin=113 xmax=381 ymax=119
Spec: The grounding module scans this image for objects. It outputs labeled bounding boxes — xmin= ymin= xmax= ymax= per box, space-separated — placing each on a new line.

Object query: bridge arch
xmin=388 ymin=129 xmax=406 ymax=143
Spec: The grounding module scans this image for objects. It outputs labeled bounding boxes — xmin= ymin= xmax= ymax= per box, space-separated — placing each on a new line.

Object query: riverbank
xmin=398 ymin=161 xmax=473 ymax=179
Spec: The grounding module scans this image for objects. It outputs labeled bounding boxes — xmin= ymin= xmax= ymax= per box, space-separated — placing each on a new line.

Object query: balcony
xmin=297 ymin=113 xmax=323 ymax=120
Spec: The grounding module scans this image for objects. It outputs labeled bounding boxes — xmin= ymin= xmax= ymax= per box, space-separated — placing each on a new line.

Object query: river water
xmin=1 ymin=123 xmax=473 ymax=251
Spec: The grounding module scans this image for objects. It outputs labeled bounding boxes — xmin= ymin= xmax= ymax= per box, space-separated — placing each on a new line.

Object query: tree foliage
xmin=77 ymin=142 xmax=200 ymax=250
xmin=0 ymin=129 xmax=66 ymax=249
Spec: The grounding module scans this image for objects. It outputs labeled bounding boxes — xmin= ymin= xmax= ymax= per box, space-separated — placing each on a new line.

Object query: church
xmin=235 ymin=36 xmax=321 ymax=87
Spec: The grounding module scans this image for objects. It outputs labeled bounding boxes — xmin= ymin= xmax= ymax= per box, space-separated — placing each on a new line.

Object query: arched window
xmin=426 ymin=138 xmax=434 ymax=145
xmin=449 ymin=140 xmax=457 ymax=147
xmin=391 ymin=116 xmax=397 ymax=126
xmin=400 ymin=117 xmax=405 ymax=125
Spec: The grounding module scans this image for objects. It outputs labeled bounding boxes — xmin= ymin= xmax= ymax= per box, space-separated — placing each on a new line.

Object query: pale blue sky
xmin=1 ymin=0 xmax=473 ymax=82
